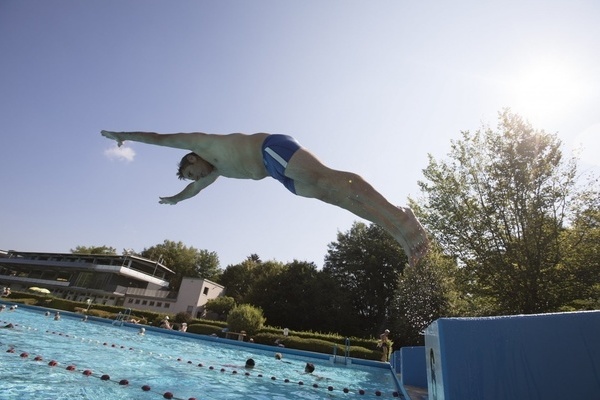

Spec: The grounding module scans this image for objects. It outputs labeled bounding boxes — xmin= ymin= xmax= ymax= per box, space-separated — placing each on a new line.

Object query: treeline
xmin=76 ymin=110 xmax=600 ymax=347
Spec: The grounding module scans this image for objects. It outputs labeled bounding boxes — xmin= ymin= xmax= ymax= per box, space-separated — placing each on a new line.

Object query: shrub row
xmin=248 ymin=332 xmax=379 ymax=360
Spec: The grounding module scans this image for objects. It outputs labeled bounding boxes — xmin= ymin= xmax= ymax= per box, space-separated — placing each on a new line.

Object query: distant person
xmin=159 ymin=316 xmax=172 ymax=329
xmin=303 ymin=362 xmax=328 ymax=380
xmin=2 ymin=323 xmax=14 ymax=329
xmin=222 ymin=358 xmax=256 ymax=370
xmin=275 ymin=352 xmax=291 ymax=364
xmin=44 ymin=311 xmax=50 ymax=317
xmin=378 ymin=329 xmax=391 ymax=362
xmin=54 ymin=312 xmax=61 ymax=321
xmin=101 ymin=130 xmax=429 ymax=267
xmin=81 ymin=315 xmax=88 ymax=322
xmin=1 ymin=287 xmax=10 ymax=297
xmin=138 ymin=327 xmax=146 ymax=335
xmin=179 ymin=322 xmax=188 ymax=332
xmin=304 ymin=362 xmax=315 ymax=373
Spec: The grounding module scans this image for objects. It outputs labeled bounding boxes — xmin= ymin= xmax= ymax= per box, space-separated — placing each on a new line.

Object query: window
xmin=135 ymin=299 xmax=140 ymax=304
xmin=156 ymin=302 xmax=162 ymax=307
xmin=149 ymin=301 xmax=155 ymax=306
xmin=128 ymin=299 xmax=133 ymax=304
xmin=142 ymin=300 xmax=147 ymax=305
xmin=164 ymin=303 xmax=170 ymax=308
xmin=203 ymin=287 xmax=209 ymax=295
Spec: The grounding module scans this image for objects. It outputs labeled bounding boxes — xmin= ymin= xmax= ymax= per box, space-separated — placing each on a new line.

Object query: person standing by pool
xmin=101 ymin=130 xmax=429 ymax=267
xmin=159 ymin=316 xmax=171 ymax=329
xmin=378 ymin=329 xmax=391 ymax=362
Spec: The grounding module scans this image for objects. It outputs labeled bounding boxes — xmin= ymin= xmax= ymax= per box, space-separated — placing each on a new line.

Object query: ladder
xmin=112 ymin=308 xmax=132 ymax=326
xmin=331 ymin=338 xmax=352 ymax=365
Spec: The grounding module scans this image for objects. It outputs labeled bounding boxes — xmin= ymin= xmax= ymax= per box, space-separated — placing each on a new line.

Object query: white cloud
xmin=104 ymin=145 xmax=136 ymax=162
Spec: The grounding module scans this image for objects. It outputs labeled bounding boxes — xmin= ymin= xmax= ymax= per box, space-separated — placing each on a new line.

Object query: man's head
xmin=245 ymin=358 xmax=255 ymax=369
xmin=305 ymin=363 xmax=315 ymax=373
xmin=177 ymin=152 xmax=215 ymax=180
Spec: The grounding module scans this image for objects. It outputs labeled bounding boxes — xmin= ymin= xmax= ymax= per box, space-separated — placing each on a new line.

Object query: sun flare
xmin=507 ymin=58 xmax=589 ymax=123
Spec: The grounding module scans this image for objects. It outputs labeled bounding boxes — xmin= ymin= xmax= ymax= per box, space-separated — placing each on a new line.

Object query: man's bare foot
xmin=398 ymin=207 xmax=429 ymax=267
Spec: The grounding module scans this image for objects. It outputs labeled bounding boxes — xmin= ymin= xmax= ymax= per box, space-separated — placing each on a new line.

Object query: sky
xmin=1 ymin=1 xmax=599 ymax=269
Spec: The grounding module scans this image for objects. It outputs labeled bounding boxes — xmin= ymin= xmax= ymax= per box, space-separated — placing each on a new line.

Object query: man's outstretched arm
xmin=159 ymin=174 xmax=219 ymax=205
xmin=101 ymin=130 xmax=206 ymax=151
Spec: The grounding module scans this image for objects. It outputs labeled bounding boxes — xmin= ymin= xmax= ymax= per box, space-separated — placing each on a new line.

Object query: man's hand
xmin=159 ymin=196 xmax=179 ymax=205
xmin=101 ymin=130 xmax=124 ymax=147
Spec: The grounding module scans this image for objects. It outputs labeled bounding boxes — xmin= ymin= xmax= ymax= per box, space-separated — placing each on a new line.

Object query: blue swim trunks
xmin=261 ymin=134 xmax=301 ymax=194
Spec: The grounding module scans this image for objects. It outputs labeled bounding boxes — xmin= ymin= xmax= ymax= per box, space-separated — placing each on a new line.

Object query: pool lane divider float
xmin=1 ymin=321 xmax=401 ymax=398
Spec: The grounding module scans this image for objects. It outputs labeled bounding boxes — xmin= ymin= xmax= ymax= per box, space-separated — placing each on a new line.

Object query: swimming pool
xmin=0 ymin=303 xmax=400 ymax=399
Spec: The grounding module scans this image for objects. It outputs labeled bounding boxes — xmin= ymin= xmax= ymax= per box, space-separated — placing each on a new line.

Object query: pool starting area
xmin=391 ymin=310 xmax=600 ymax=400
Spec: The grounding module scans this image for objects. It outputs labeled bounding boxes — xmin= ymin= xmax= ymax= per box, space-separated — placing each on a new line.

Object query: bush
xmin=205 ymin=296 xmax=236 ymax=318
xmin=226 ymin=304 xmax=265 ymax=335
xmin=259 ymin=326 xmax=377 ymax=349
xmin=3 ymin=297 xmax=37 ymax=306
xmin=251 ymin=332 xmax=380 ymax=360
xmin=174 ymin=311 xmax=192 ymax=324
xmin=187 ymin=323 xmax=224 ymax=336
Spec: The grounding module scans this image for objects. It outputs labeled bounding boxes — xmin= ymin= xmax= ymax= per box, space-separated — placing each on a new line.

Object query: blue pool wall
xmin=424 ymin=310 xmax=600 ymax=400
xmin=399 ymin=346 xmax=427 ymax=388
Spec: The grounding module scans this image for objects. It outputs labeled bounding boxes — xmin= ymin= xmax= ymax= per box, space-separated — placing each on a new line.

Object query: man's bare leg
xmin=287 ymin=150 xmax=429 ymax=266
xmin=328 ymin=188 xmax=429 ymax=267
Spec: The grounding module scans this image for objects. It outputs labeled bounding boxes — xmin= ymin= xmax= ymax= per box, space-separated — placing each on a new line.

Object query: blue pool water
xmin=0 ymin=304 xmax=399 ymax=399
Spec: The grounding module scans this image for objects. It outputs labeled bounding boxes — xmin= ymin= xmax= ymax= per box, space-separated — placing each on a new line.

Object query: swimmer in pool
xmin=101 ymin=130 xmax=429 ymax=266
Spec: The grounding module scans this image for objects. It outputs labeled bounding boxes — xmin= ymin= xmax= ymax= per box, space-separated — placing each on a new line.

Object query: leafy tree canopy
xmin=71 ymin=245 xmax=117 ymax=255
xmin=324 ymin=222 xmax=406 ymax=336
xmin=416 ymin=109 xmax=598 ymax=314
xmin=141 ymin=240 xmax=221 ymax=289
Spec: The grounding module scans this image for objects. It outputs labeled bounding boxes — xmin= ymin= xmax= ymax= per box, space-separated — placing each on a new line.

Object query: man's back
xmin=190 ymin=132 xmax=270 ymax=180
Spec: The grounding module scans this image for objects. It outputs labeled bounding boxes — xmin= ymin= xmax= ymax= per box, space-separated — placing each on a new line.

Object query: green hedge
xmin=259 ymin=326 xmax=377 ymax=349
xmin=2 ymin=297 xmax=37 ymax=306
xmin=251 ymin=332 xmax=380 ymax=360
xmin=187 ymin=323 xmax=224 ymax=336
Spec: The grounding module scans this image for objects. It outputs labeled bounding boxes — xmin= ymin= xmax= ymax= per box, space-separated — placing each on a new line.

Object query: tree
xmin=390 ymin=245 xmax=455 ymax=346
xmin=557 ymin=185 xmax=600 ymax=310
xmin=205 ymin=296 xmax=236 ymax=319
xmin=323 ymin=222 xmax=407 ymax=336
xmin=71 ymin=245 xmax=117 ymax=255
xmin=219 ymin=256 xmax=283 ymax=303
xmin=226 ymin=304 xmax=266 ymax=335
xmin=417 ymin=109 xmax=596 ymax=314
xmin=246 ymin=260 xmax=322 ymax=331
xmin=141 ymin=240 xmax=221 ymax=289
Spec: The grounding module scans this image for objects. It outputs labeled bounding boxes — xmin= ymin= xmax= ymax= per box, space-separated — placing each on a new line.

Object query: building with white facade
xmin=0 ymin=250 xmax=224 ymax=317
